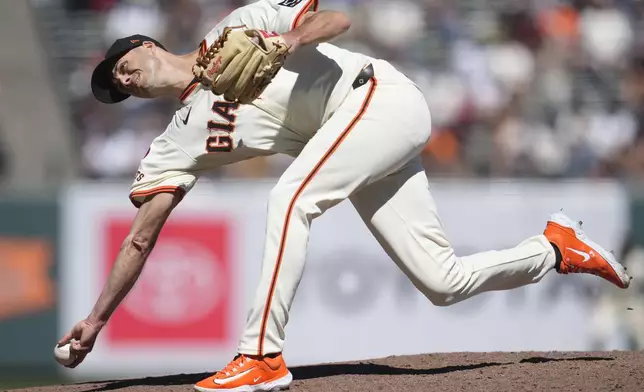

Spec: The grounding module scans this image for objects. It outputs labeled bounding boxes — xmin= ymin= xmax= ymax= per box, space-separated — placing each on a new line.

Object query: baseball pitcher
xmin=57 ymin=1 xmax=632 ymax=391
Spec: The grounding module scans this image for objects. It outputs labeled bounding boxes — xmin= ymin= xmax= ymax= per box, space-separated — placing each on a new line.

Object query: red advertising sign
xmin=103 ymin=217 xmax=232 ymax=346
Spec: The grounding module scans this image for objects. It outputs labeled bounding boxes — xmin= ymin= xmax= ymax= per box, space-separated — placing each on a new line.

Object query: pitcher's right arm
xmin=57 ymin=191 xmax=181 ymax=367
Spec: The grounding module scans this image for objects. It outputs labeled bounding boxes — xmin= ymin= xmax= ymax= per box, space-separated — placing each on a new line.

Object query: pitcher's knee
xmin=426 ymin=292 xmax=456 ymax=307
xmin=268 ymin=183 xmax=320 ymax=219
xmin=422 ymin=284 xmax=462 ymax=307
xmin=415 ymin=256 xmax=470 ymax=306
xmin=268 ymin=183 xmax=297 ymax=211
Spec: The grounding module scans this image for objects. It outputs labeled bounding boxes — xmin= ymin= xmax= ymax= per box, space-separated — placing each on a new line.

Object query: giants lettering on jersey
xmin=277 ymin=0 xmax=304 ymax=7
xmin=206 ymin=101 xmax=240 ymax=153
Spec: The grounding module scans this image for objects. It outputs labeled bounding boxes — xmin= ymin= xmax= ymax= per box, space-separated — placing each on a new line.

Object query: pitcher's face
xmin=112 ymin=42 xmax=163 ymax=98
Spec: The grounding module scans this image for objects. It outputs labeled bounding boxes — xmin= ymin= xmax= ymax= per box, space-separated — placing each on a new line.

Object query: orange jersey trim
xmin=178 ymin=39 xmax=208 ymax=103
xmin=257 ymin=76 xmax=378 ymax=355
xmin=291 ymin=0 xmax=319 ymax=30
xmin=179 ymin=80 xmax=200 ymax=103
xmin=129 ymin=186 xmax=186 ymax=208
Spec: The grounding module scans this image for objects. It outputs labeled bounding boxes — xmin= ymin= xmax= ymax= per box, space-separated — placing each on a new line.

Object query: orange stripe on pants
xmin=257 ymin=77 xmax=378 ymax=355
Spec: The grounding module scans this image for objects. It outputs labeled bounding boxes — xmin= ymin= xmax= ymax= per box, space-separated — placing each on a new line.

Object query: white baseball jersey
xmin=130 ymin=0 xmax=373 ymax=207
xmin=130 ymin=0 xmax=563 ymax=364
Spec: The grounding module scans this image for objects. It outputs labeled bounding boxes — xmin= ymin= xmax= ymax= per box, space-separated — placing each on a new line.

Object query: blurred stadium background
xmin=2 ymin=0 xmax=644 ymax=389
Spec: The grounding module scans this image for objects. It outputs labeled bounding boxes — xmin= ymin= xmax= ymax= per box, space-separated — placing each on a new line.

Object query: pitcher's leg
xmin=237 ymin=78 xmax=431 ymax=355
xmin=350 ymin=160 xmax=557 ymax=306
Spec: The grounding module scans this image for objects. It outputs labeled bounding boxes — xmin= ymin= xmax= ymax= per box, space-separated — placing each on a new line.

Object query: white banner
xmin=59 ymin=179 xmax=630 ymax=378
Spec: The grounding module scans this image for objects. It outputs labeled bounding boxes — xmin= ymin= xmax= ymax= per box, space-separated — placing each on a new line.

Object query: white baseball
xmin=54 ymin=339 xmax=78 ymax=366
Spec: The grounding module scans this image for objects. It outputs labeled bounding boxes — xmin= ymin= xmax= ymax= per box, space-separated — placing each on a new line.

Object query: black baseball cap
xmin=91 ymin=34 xmax=166 ymax=104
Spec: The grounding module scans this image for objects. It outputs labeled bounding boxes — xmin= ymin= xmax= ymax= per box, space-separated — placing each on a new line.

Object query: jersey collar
xmin=179 ymin=77 xmax=201 ymax=105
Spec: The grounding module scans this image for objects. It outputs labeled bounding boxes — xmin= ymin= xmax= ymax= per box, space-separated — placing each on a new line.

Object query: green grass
xmin=0 ymin=378 xmax=63 ymax=390
xmin=0 ymin=372 xmax=65 ymax=390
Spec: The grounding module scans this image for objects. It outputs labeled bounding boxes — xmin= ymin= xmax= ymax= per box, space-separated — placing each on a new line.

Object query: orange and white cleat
xmin=194 ymin=353 xmax=292 ymax=392
xmin=544 ymin=212 xmax=632 ymax=289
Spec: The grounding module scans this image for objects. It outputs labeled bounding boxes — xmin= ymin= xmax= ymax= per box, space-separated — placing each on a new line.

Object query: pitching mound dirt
xmin=9 ymin=351 xmax=644 ymax=392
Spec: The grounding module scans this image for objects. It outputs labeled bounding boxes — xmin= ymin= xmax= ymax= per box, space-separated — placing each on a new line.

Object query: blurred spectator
xmin=103 ymin=0 xmax=167 ymax=47
xmin=578 ymin=0 xmax=633 ymax=69
xmin=64 ymin=0 xmax=119 ymax=11
xmin=28 ymin=0 xmax=644 ymax=180
xmin=0 ymin=132 xmax=6 ymax=182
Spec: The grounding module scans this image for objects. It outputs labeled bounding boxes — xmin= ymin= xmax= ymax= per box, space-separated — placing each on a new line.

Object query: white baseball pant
xmin=237 ymin=59 xmax=557 ymax=356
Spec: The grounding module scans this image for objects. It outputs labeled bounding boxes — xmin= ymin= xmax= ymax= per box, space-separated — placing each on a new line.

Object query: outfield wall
xmin=54 ymin=179 xmax=633 ymax=379
xmin=0 ymin=195 xmax=59 ymax=380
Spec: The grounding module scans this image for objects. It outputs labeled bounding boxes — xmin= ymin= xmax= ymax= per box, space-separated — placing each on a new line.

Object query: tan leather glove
xmin=193 ymin=26 xmax=290 ymax=104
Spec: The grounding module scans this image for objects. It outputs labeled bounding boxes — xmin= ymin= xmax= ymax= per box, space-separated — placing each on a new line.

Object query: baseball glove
xmin=192 ymin=26 xmax=290 ymax=104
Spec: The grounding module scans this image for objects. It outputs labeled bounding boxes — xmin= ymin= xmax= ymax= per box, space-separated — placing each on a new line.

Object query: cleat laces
xmin=218 ymin=355 xmax=248 ymax=377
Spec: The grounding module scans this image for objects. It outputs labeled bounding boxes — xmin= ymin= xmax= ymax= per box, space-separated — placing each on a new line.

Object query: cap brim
xmin=91 ymin=53 xmax=131 ymax=104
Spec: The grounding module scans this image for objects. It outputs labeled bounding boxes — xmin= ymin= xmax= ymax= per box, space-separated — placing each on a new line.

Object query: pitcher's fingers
xmin=57 ymin=332 xmax=72 ymax=346
xmin=71 ymin=341 xmax=92 ymax=355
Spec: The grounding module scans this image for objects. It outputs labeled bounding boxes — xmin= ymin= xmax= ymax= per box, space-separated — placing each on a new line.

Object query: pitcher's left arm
xmin=281 ymin=10 xmax=351 ymax=53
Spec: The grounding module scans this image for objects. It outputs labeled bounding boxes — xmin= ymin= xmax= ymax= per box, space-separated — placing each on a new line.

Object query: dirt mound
xmin=10 ymin=351 xmax=644 ymax=392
